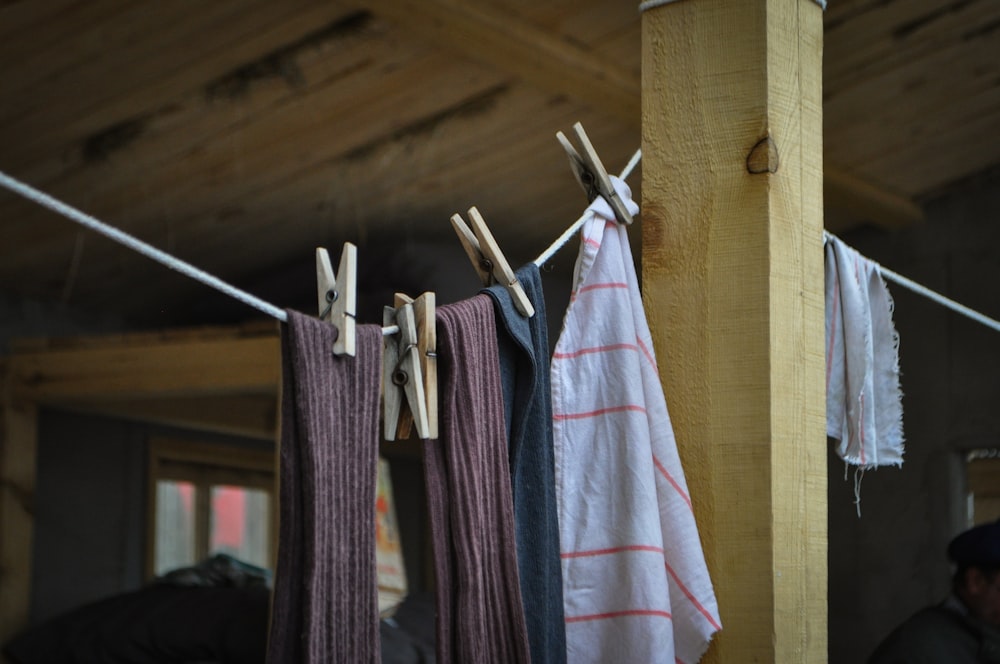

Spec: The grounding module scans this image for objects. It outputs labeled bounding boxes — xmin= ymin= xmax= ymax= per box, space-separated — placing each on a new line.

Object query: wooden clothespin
xmin=382 ymin=291 xmax=437 ymax=440
xmin=316 ymin=243 xmax=357 ymax=356
xmin=556 ymin=122 xmax=633 ymax=226
xmin=450 ymin=206 xmax=535 ymax=318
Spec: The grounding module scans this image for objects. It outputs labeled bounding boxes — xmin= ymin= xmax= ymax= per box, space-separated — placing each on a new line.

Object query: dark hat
xmin=948 ymin=519 xmax=1000 ymax=567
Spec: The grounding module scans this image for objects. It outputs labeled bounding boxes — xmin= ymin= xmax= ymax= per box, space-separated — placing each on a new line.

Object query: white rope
xmin=0 ymin=170 xmax=407 ymax=334
xmin=825 ymin=231 xmax=1000 ymax=334
xmin=0 ymin=171 xmax=288 ymax=321
xmin=534 ymin=148 xmax=642 ymax=267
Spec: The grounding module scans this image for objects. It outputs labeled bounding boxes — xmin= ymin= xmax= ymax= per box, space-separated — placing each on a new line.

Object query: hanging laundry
xmin=423 ymin=297 xmax=532 ymax=664
xmin=484 ymin=264 xmax=567 ymax=664
xmin=824 ymin=235 xmax=905 ymax=468
xmin=551 ymin=184 xmax=721 ymax=664
xmin=267 ymin=313 xmax=382 ymax=664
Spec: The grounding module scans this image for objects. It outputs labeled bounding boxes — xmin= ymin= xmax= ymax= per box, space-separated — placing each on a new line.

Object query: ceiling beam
xmin=10 ymin=335 xmax=279 ymax=402
xmin=364 ymin=0 xmax=923 ymax=229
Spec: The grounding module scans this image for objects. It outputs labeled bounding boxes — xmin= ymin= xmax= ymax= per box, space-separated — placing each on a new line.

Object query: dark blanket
xmin=4 ymin=588 xmax=438 ymax=664
xmin=3 ymin=584 xmax=270 ymax=664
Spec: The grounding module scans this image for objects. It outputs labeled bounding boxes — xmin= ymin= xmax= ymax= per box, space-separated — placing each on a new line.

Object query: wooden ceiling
xmin=1 ymin=0 xmax=997 ymax=329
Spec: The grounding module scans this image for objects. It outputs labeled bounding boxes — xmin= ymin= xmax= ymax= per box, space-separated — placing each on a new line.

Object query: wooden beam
xmin=642 ymin=1 xmax=827 ymax=662
xmin=357 ymin=0 xmax=640 ymax=126
xmin=0 ymin=361 xmax=39 ymax=647
xmin=10 ymin=335 xmax=280 ymax=402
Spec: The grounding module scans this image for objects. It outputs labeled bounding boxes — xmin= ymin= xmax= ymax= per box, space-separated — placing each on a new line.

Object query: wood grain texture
xmin=10 ymin=335 xmax=280 ymax=401
xmin=360 ymin=0 xmax=640 ymax=126
xmin=641 ymin=0 xmax=826 ymax=661
xmin=823 ymin=0 xmax=1000 ymax=195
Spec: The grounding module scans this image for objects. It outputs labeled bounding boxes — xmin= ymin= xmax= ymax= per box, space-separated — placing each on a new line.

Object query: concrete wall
xmin=828 ymin=169 xmax=1000 ymax=663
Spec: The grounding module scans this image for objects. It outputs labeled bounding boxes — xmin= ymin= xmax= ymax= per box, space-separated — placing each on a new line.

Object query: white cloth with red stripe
xmin=550 ymin=179 xmax=720 ymax=664
xmin=824 ymin=235 xmax=904 ymax=468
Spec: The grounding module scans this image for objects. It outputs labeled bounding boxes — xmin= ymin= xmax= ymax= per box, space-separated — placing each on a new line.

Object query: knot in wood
xmin=746 ymin=135 xmax=779 ymax=174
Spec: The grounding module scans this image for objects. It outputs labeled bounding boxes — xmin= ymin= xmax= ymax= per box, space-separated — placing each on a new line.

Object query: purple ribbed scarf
xmin=267 ymin=311 xmax=382 ymax=664
xmin=424 ymin=296 xmax=532 ymax=664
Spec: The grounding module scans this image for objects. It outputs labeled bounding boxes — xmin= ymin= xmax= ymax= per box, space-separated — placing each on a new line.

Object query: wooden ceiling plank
xmin=16 ymin=30 xmax=434 ymax=199
xmin=0 ymin=12 xmax=396 ymax=271
xmin=0 ymin=9 xmax=389 ymax=202
xmin=3 ymin=53 xmax=507 ymax=261
xmin=825 ymin=0 xmax=1000 ymax=94
xmin=861 ymin=105 xmax=1000 ymax=194
xmin=1 ymin=2 xmax=358 ymax=171
xmin=825 ymin=50 xmax=1000 ymax=181
xmin=0 ymin=0 xmax=120 ymax=54
xmin=828 ymin=83 xmax=1000 ymax=176
xmin=358 ymin=0 xmax=640 ymax=126
xmin=523 ymin=0 xmax=642 ymax=47
xmin=2 ymin=1 xmax=271 ymax=125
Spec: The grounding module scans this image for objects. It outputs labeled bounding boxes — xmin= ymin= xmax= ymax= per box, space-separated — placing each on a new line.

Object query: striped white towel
xmin=551 ymin=180 xmax=721 ymax=664
xmin=824 ymin=235 xmax=904 ymax=468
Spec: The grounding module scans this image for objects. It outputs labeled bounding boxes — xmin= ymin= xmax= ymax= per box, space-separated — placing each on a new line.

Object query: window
xmin=148 ymin=438 xmax=275 ymax=578
xmin=967 ymin=449 xmax=1000 ymax=526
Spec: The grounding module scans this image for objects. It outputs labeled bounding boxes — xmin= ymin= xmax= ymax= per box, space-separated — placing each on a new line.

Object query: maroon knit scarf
xmin=424 ymin=296 xmax=531 ymax=664
xmin=267 ymin=312 xmax=382 ymax=664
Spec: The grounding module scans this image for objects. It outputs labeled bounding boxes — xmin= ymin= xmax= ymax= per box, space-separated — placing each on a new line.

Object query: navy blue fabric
xmin=483 ymin=264 xmax=567 ymax=664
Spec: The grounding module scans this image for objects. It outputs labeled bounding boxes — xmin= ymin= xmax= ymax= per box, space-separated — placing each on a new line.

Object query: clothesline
xmin=533 ymin=148 xmax=642 ymax=267
xmin=0 ymin=170 xmax=291 ymax=323
xmin=824 ymin=231 xmax=1000 ymax=333
xmin=2 ymin=169 xmax=997 ymax=335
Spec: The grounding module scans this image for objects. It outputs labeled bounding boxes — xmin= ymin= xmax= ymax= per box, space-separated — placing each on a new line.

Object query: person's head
xmin=949 ymin=519 xmax=1000 ymax=628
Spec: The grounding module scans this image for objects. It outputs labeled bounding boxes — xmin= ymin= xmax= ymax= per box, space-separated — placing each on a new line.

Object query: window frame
xmin=146 ymin=437 xmax=276 ymax=579
xmin=967 ymin=451 xmax=1000 ymax=526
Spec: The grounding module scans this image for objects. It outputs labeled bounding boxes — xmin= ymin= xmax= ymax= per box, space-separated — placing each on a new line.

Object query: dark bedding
xmin=4 ymin=586 xmax=437 ymax=664
xmin=3 ymin=584 xmax=270 ymax=664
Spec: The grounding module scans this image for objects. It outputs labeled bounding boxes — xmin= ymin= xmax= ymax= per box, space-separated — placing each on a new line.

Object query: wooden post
xmin=0 ymin=360 xmax=39 ymax=647
xmin=641 ymin=1 xmax=826 ymax=662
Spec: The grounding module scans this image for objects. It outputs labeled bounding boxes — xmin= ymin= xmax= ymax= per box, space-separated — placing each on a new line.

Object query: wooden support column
xmin=0 ymin=360 xmax=39 ymax=647
xmin=641 ymin=1 xmax=826 ymax=662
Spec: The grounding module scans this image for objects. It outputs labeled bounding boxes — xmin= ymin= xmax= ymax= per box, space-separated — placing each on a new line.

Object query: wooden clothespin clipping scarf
xmin=450 ymin=206 xmax=535 ymax=318
xmin=557 ymin=122 xmax=634 ymax=226
xmin=316 ymin=243 xmax=357 ymax=356
xmin=383 ymin=292 xmax=438 ymax=441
